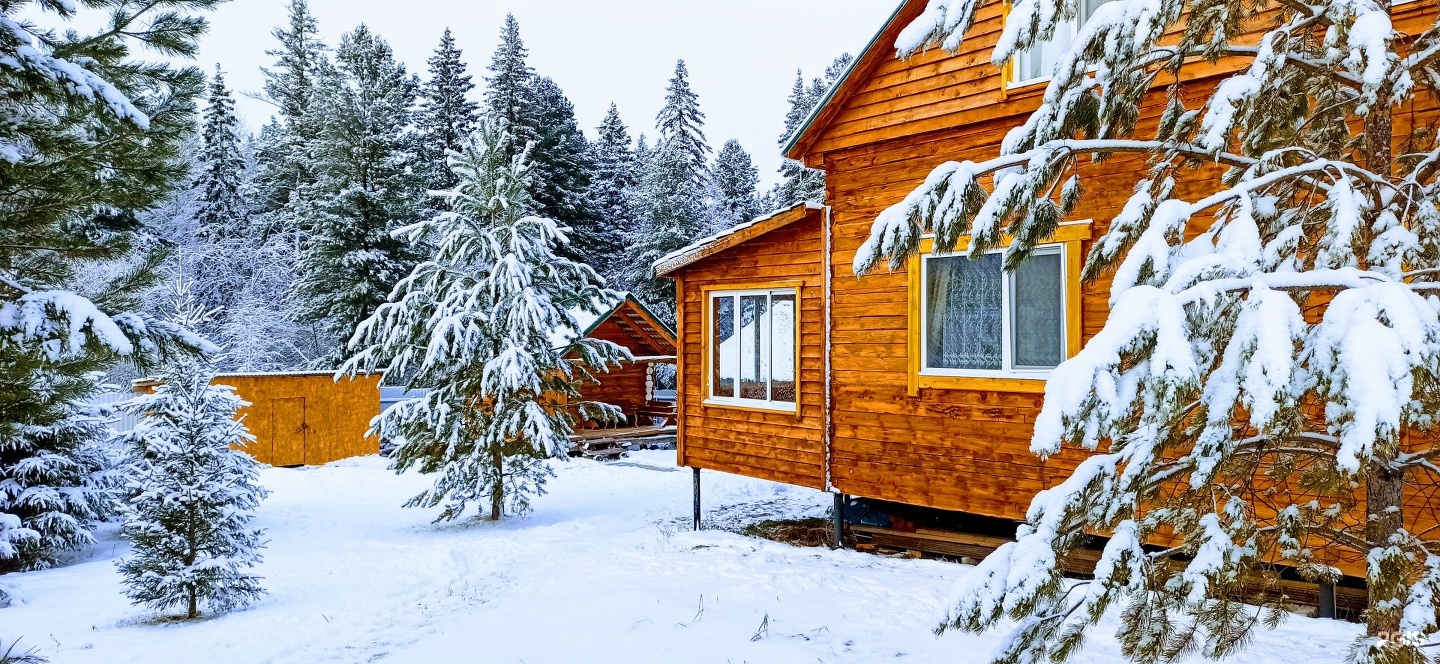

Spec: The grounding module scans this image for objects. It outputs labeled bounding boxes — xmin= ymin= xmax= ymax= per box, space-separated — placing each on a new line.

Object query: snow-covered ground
xmin=3 ymin=452 xmax=1361 ymax=663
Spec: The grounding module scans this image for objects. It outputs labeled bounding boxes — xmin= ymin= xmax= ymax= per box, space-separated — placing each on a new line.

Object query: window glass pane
xmin=927 ymin=254 xmax=1003 ymax=371
xmin=1013 ymin=0 xmax=1112 ymax=81
xmin=739 ymin=295 xmax=769 ymax=400
xmin=1012 ymin=251 xmax=1066 ymax=369
xmin=770 ymin=293 xmax=797 ymax=403
xmin=713 ymin=296 xmax=736 ymax=398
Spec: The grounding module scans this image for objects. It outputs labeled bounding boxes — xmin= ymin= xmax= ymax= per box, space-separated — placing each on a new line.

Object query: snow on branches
xmin=343 ymin=118 xmax=630 ymax=522
xmin=860 ymin=0 xmax=1440 ymax=661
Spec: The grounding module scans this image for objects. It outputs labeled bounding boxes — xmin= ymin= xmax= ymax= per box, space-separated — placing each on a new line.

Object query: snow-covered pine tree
xmin=710 ymin=139 xmax=761 ymax=229
xmin=586 ymin=103 xmax=640 ymax=285
xmin=483 ymin=14 xmax=539 ymax=158
xmin=528 ymin=77 xmax=602 ymax=262
xmin=624 ymin=139 xmax=711 ymax=323
xmin=343 ymin=118 xmax=629 ymax=522
xmin=254 ymin=0 xmax=328 ymax=222
xmin=0 ymin=0 xmax=219 ymax=572
xmin=116 ymin=365 xmax=267 ymax=620
xmin=193 ymin=67 xmax=249 ymax=243
xmin=292 ymin=25 xmax=426 ymax=361
xmin=773 ymin=54 xmax=852 ymax=209
xmin=656 ymin=60 xmax=711 ymax=181
xmin=417 ymin=29 xmax=480 ymax=195
xmin=856 ymin=0 xmax=1440 ymax=662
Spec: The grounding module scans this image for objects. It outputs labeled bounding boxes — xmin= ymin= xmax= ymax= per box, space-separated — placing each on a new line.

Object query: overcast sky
xmin=189 ymin=1 xmax=899 ymax=188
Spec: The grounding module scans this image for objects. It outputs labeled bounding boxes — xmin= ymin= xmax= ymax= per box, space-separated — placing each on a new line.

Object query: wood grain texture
xmin=670 ymin=215 xmax=828 ymax=490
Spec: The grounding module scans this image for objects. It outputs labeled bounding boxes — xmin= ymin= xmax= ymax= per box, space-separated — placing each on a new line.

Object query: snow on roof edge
xmin=652 ymin=202 xmax=824 ymax=276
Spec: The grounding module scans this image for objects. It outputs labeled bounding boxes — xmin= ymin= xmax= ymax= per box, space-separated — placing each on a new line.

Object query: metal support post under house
xmin=1317 ymin=581 xmax=1337 ymax=619
xmin=692 ymin=467 xmax=702 ymax=531
xmin=832 ymin=493 xmax=846 ymax=550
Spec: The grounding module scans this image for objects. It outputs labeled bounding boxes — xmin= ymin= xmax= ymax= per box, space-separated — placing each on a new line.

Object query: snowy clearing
xmin=3 ymin=452 xmax=1361 ymax=663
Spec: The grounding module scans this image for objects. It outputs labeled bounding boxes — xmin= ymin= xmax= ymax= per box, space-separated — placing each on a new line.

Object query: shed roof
xmin=782 ymin=0 xmax=922 ymax=165
xmin=652 ymin=202 xmax=825 ymax=277
xmin=550 ymin=293 xmax=678 ymax=357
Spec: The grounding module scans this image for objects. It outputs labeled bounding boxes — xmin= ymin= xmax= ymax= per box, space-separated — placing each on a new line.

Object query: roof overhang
xmin=782 ymin=0 xmax=924 ymax=167
xmin=653 ymin=202 xmax=825 ymax=277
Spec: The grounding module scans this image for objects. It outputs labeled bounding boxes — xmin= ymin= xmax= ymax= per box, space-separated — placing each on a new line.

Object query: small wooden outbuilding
xmin=136 ymin=371 xmax=382 ymax=467
xmin=559 ymin=294 xmax=678 ymax=429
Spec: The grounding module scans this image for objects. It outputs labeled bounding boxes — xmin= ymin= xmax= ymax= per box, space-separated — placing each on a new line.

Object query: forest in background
xmin=135 ymin=0 xmax=853 ymax=376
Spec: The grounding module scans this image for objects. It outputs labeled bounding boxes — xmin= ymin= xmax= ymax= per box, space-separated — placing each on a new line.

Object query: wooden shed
xmin=658 ymin=0 xmax=1440 ymax=582
xmin=136 ymin=371 xmax=382 ymax=467
xmin=559 ymin=294 xmax=679 ymax=429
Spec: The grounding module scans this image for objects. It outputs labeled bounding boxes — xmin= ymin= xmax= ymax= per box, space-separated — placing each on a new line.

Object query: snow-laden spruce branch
xmin=863 ymin=0 xmax=1440 ymax=661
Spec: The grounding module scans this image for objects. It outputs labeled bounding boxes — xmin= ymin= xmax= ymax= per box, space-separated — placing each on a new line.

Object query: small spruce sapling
xmin=343 ymin=118 xmax=629 ymax=522
xmin=115 ymin=365 xmax=268 ymax=620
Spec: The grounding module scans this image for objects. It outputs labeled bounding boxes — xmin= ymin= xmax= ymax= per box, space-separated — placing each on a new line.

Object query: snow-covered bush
xmin=115 ymin=367 xmax=267 ymax=620
xmin=343 ymin=118 xmax=630 ymax=522
xmin=856 ymin=0 xmax=1440 ymax=662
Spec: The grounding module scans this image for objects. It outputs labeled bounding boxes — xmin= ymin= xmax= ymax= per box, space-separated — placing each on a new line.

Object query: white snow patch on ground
xmin=3 ymin=452 xmax=1360 ymax=663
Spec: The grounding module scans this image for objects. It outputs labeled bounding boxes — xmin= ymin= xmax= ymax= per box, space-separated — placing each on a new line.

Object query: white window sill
xmin=703 ymin=398 xmax=798 ymax=414
xmin=919 ymin=369 xmax=1055 ymax=381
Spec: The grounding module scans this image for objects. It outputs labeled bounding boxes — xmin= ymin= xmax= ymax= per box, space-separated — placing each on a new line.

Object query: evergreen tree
xmin=858 ymin=1 xmax=1440 ymax=663
xmin=255 ymin=0 xmax=328 ymax=220
xmin=116 ymin=365 xmax=268 ymax=620
xmin=528 ymin=76 xmax=599 ymax=260
xmin=343 ymin=119 xmax=628 ymax=521
xmin=417 ymin=29 xmax=480 ymax=194
xmin=710 ymin=139 xmax=761 ymax=229
xmin=655 ymin=60 xmax=711 ymax=181
xmin=624 ymin=139 xmax=709 ymax=322
xmin=292 ymin=25 xmax=426 ymax=361
xmin=483 ymin=14 xmax=538 ymax=155
xmin=193 ymin=67 xmax=249 ymax=242
xmin=586 ymin=103 xmax=639 ymax=284
xmin=0 ymin=0 xmax=219 ymax=571
xmin=773 ymin=54 xmax=852 ymax=209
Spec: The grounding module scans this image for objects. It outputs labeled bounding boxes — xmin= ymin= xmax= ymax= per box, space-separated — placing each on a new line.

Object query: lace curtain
xmin=926 ymin=254 xmax=1003 ymax=370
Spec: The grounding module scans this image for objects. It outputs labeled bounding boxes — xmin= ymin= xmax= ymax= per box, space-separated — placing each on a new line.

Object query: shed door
xmin=270 ymin=397 xmax=308 ymax=467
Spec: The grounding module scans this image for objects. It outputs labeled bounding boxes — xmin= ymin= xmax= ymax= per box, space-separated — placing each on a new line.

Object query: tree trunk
xmin=490 ymin=443 xmax=504 ymax=521
xmin=1362 ymin=33 xmax=1402 ymax=643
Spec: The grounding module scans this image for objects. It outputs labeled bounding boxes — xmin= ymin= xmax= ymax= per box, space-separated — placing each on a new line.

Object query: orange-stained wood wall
xmin=674 ymin=214 xmax=828 ymax=490
xmin=138 ymin=373 xmax=382 ymax=466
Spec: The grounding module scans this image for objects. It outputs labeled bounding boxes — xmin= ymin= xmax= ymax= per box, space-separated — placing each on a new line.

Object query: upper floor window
xmin=1011 ymin=0 xmax=1114 ymax=85
xmin=709 ymin=288 xmax=798 ymax=411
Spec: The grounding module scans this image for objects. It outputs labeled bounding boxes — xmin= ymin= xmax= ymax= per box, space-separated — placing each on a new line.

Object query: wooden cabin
xmin=136 ymin=372 xmax=382 ymax=467
xmin=561 ymin=294 xmax=678 ymax=429
xmin=658 ymin=0 xmax=1440 ymax=581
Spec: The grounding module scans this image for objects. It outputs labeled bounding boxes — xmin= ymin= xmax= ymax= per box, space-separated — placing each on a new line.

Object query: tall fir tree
xmin=527 ymin=76 xmax=600 ymax=261
xmin=193 ymin=67 xmax=249 ymax=242
xmin=343 ymin=119 xmax=628 ymax=521
xmin=655 ymin=59 xmax=711 ymax=182
xmin=0 ymin=0 xmax=220 ymax=572
xmin=116 ymin=365 xmax=268 ymax=620
xmin=857 ymin=0 xmax=1440 ymax=662
xmin=710 ymin=139 xmax=761 ymax=229
xmin=586 ymin=103 xmax=639 ymax=285
xmin=773 ymin=54 xmax=852 ymax=209
xmin=292 ymin=25 xmax=426 ymax=361
xmin=417 ymin=29 xmax=480 ymax=195
xmin=483 ymin=14 xmax=538 ymax=156
xmin=254 ymin=0 xmax=328 ymax=221
xmin=624 ymin=139 xmax=710 ymax=322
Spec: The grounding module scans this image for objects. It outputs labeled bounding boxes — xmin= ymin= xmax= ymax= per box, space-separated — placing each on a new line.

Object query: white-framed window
xmin=708 ymin=288 xmax=798 ymax=411
xmin=920 ymin=246 xmax=1067 ymax=378
xmin=1011 ymin=0 xmax=1114 ymax=86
